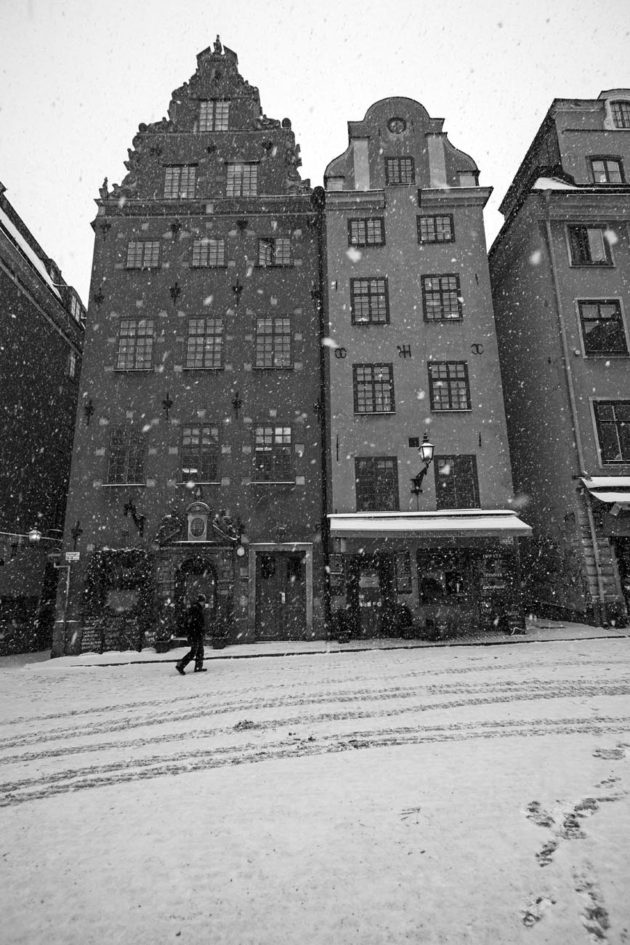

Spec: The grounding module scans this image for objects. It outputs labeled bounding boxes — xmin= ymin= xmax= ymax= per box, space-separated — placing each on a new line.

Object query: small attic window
xmin=611 ymin=101 xmax=630 ymax=129
xmin=387 ymin=117 xmax=406 ymax=134
xmin=326 ymin=178 xmax=345 ymax=192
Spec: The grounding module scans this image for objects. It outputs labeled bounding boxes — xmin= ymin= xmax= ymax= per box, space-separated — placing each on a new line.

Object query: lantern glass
xmin=419 ymin=435 xmax=434 ymax=464
xmin=28 ymin=527 xmax=42 ymax=545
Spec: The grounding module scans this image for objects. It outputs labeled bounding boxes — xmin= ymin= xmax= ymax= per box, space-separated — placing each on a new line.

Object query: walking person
xmin=175 ymin=594 xmax=207 ymax=674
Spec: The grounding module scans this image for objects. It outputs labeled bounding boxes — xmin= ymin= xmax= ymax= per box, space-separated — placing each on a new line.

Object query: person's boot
xmin=194 ymin=667 xmax=207 ymax=672
xmin=175 ymin=663 xmax=185 ymax=675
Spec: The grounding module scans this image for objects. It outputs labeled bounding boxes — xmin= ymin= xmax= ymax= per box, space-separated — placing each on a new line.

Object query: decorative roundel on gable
xmin=190 ymin=516 xmax=206 ymax=538
xmin=387 ymin=117 xmax=407 ymax=134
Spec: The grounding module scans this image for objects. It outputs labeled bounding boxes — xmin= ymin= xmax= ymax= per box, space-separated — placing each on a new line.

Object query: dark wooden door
xmin=255 ymin=552 xmax=306 ymax=639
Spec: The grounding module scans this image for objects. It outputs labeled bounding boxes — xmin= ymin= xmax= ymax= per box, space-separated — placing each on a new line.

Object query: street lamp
xmin=410 ymin=433 xmax=435 ymax=496
xmin=28 ymin=527 xmax=43 ymax=545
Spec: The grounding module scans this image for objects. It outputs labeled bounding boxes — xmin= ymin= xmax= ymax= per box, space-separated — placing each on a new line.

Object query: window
xmin=434 ymin=455 xmax=480 ymax=509
xmin=181 ymin=425 xmax=219 ymax=482
xmin=115 ymin=319 xmax=154 ymax=371
xmin=198 ymin=99 xmax=229 ymax=132
xmin=353 ymin=363 xmax=395 ymax=414
xmin=422 ymin=274 xmax=463 ymax=321
xmin=67 ymin=350 xmax=77 ymax=379
xmin=226 ymin=162 xmax=258 ymax=197
xmin=385 ymin=157 xmax=415 ymax=184
xmin=579 ymin=300 xmax=627 ymax=355
xmin=253 ymin=426 xmax=293 ymax=481
xmin=348 ymin=218 xmax=385 ymax=247
xmin=258 ymin=237 xmax=292 ymax=267
xmin=185 ymin=317 xmax=224 ymax=370
xmin=428 ymin=362 xmax=471 ymax=411
xmin=164 ymin=165 xmax=197 ymax=199
xmin=107 ymin=426 xmax=145 ymax=484
xmin=568 ymin=225 xmax=613 ymax=266
xmin=70 ymin=295 xmax=83 ymax=322
xmin=594 ymin=401 xmax=630 ymax=463
xmin=611 ymin=101 xmax=630 ymax=129
xmin=350 ymin=277 xmax=389 ymax=325
xmin=191 ymin=238 xmax=225 ymax=268
xmin=255 ymin=317 xmax=292 ymax=368
xmin=125 ymin=241 xmax=160 ymax=269
xmin=417 ymin=215 xmax=454 ymax=244
xmin=590 ymin=158 xmax=624 ymax=184
xmin=355 ymin=457 xmax=399 ymax=511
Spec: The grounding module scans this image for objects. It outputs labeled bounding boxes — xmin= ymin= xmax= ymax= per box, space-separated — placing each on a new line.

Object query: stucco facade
xmin=323 ymin=98 xmax=527 ymax=640
xmin=489 ymin=91 xmax=630 ymax=625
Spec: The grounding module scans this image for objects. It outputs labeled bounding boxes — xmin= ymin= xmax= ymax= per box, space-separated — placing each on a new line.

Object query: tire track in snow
xmin=1 ymin=676 xmax=626 ymax=752
xmin=1 ymin=714 xmax=629 ymax=808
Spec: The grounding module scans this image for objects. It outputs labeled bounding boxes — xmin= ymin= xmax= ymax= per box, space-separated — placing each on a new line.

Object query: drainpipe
xmin=310 ymin=186 xmax=331 ymax=632
xmin=542 ymin=194 xmax=607 ymax=623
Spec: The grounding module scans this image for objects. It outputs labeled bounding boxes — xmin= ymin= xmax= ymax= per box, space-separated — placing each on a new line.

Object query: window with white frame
xmin=164 ymin=165 xmax=197 ymax=199
xmin=226 ymin=162 xmax=258 ymax=197
xmin=115 ymin=318 xmax=154 ymax=370
xmin=126 ymin=241 xmax=160 ymax=269
xmin=255 ymin=317 xmax=292 ymax=368
xmin=198 ymin=100 xmax=229 ymax=132
xmin=253 ymin=425 xmax=293 ymax=481
xmin=191 ymin=238 xmax=225 ymax=268
xmin=257 ymin=237 xmax=292 ymax=267
xmin=181 ymin=425 xmax=220 ymax=482
xmin=185 ymin=317 xmax=224 ymax=370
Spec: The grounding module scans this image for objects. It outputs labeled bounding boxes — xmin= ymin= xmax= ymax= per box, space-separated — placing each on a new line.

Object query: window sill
xmin=431 ymin=408 xmax=473 ymax=413
xmin=113 ymin=368 xmax=154 ymax=373
xmin=351 ymin=320 xmax=390 ymax=327
xmin=569 ymin=262 xmax=614 ymax=269
xmin=182 ymin=367 xmax=224 ymax=372
xmin=176 ymin=481 xmax=221 ymax=486
xmin=255 ymin=264 xmax=294 ymax=269
xmin=189 ymin=265 xmax=228 ymax=270
xmin=584 ymin=352 xmax=629 ymax=358
xmin=125 ymin=266 xmax=161 ymax=271
xmin=348 ymin=243 xmax=386 ymax=249
xmin=423 ymin=316 xmax=463 ymax=323
xmin=354 ymin=411 xmax=396 ymax=417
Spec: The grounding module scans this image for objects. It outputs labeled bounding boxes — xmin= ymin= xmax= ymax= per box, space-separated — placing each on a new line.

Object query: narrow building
xmin=0 ymin=182 xmax=85 ymax=654
xmin=55 ymin=40 xmax=325 ymax=655
xmin=490 ymin=91 xmax=630 ymax=626
xmin=323 ymin=98 xmax=529 ymax=640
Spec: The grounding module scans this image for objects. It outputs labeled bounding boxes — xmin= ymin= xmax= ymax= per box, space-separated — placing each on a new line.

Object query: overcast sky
xmin=2 ymin=0 xmax=629 ymax=302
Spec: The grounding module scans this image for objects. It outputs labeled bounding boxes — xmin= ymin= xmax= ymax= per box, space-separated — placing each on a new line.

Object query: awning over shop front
xmin=328 ymin=510 xmax=532 ymax=539
xmin=580 ymin=477 xmax=630 ymax=507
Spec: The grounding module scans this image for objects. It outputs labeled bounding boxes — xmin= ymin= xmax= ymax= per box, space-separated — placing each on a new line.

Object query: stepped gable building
xmin=0 ymin=182 xmax=85 ymax=654
xmin=489 ymin=90 xmax=630 ymax=626
xmin=322 ymin=98 xmax=530 ymax=640
xmin=55 ymin=40 xmax=326 ymax=656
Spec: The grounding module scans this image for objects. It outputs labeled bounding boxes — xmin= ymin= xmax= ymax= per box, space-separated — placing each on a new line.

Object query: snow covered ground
xmin=1 ymin=635 xmax=629 ymax=944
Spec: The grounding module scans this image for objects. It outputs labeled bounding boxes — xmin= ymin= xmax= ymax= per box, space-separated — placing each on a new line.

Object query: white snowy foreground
xmin=1 ymin=637 xmax=629 ymax=944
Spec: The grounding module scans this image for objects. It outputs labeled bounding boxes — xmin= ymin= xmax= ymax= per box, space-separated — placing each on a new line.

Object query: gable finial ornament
xmin=214 ymin=35 xmax=222 ymax=54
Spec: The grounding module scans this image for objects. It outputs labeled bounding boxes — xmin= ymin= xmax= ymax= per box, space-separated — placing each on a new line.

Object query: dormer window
xmin=611 ymin=101 xmax=630 ymax=129
xmin=590 ymin=157 xmax=624 ymax=184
